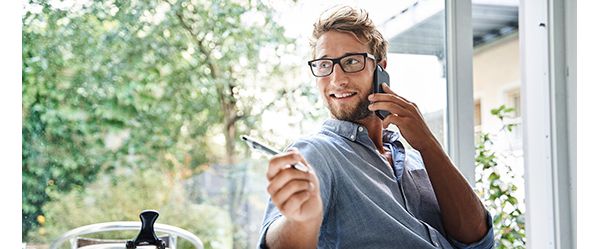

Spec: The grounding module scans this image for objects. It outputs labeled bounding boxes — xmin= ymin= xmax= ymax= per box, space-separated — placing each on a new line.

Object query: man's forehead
xmin=315 ymin=31 xmax=368 ymax=58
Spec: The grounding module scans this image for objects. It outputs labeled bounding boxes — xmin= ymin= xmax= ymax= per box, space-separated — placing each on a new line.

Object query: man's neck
xmin=355 ymin=115 xmax=385 ymax=154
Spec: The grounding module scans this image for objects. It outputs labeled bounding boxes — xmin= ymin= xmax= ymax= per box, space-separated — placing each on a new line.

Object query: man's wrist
xmin=285 ymin=212 xmax=323 ymax=231
xmin=267 ymin=215 xmax=322 ymax=249
xmin=414 ymin=135 xmax=443 ymax=154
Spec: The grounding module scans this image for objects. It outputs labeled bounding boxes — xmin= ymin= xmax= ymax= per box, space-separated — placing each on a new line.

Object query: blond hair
xmin=310 ymin=5 xmax=388 ymax=62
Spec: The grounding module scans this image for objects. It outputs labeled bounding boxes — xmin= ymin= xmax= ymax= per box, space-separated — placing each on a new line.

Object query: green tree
xmin=22 ymin=0 xmax=313 ymax=247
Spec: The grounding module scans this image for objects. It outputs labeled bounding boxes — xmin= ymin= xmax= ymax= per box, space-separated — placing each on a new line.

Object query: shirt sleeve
xmin=256 ymin=138 xmax=334 ymax=249
xmin=447 ymin=211 xmax=496 ymax=249
xmin=256 ymin=200 xmax=282 ymax=249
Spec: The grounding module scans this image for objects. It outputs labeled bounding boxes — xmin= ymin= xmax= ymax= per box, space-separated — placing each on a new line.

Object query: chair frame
xmin=49 ymin=221 xmax=204 ymax=249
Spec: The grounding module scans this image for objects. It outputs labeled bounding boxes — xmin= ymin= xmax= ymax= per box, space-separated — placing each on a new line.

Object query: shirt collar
xmin=321 ymin=118 xmax=403 ymax=145
xmin=322 ymin=119 xmax=361 ymax=141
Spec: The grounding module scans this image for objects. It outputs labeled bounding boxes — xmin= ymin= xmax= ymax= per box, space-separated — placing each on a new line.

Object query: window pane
xmin=382 ymin=0 xmax=448 ymax=150
xmin=471 ymin=1 xmax=525 ymax=247
xmin=22 ymin=1 xmax=314 ymax=248
xmin=385 ymin=54 xmax=447 ymax=149
xmin=22 ymin=1 xmax=461 ymax=248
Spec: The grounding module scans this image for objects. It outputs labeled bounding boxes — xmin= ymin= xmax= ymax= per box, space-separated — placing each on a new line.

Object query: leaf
xmin=475 ymin=104 xmax=526 ymax=247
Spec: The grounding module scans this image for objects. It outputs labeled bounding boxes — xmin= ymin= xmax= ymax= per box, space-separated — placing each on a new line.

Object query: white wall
xmin=473 ymin=34 xmax=520 ymax=135
xmin=472 ymin=33 xmax=526 ymax=208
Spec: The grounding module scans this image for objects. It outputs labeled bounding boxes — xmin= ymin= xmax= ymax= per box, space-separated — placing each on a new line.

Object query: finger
xmin=368 ymin=101 xmax=410 ymax=117
xmin=293 ymin=158 xmax=320 ymax=195
xmin=382 ymin=113 xmax=405 ymax=129
xmin=394 ymin=92 xmax=418 ymax=109
xmin=381 ymin=82 xmax=396 ymax=95
xmin=368 ymin=93 xmax=409 ymax=106
xmin=267 ymin=150 xmax=306 ymax=180
xmin=267 ymin=169 xmax=312 ymax=196
xmin=381 ymin=83 xmax=414 ymax=107
xmin=372 ymin=83 xmax=418 ymax=107
xmin=271 ymin=179 xmax=313 ymax=205
xmin=280 ymin=190 xmax=311 ymax=213
xmin=368 ymin=92 xmax=412 ymax=109
xmin=287 ymin=148 xmax=311 ymax=173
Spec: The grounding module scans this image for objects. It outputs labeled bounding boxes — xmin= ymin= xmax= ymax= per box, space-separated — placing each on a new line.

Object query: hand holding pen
xmin=241 ymin=134 xmax=323 ymax=225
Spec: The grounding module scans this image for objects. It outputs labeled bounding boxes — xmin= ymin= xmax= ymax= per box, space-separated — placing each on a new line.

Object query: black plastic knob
xmin=126 ymin=210 xmax=166 ymax=249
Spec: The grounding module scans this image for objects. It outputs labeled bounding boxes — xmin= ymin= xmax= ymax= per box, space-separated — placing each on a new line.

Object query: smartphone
xmin=372 ymin=64 xmax=391 ymax=120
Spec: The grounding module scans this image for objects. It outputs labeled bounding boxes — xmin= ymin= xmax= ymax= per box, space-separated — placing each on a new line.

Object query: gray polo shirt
xmin=258 ymin=119 xmax=494 ymax=248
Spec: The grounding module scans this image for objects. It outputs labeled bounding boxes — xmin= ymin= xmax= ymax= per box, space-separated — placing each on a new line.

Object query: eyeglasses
xmin=307 ymin=53 xmax=377 ymax=77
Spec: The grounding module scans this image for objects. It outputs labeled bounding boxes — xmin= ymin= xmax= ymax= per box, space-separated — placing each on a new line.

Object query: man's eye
xmin=344 ymin=58 xmax=359 ymax=65
xmin=319 ymin=62 xmax=332 ymax=68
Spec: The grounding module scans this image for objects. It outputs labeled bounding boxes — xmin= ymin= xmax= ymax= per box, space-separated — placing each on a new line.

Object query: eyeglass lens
xmin=310 ymin=54 xmax=366 ymax=76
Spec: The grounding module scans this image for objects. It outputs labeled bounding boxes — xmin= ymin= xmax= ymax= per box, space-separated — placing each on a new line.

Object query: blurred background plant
xmin=474 ymin=105 xmax=526 ymax=248
xmin=22 ymin=0 xmax=322 ymax=248
xmin=33 ymin=166 xmax=233 ymax=249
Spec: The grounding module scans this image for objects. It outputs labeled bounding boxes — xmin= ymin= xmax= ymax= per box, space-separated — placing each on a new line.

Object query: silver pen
xmin=240 ymin=135 xmax=309 ymax=172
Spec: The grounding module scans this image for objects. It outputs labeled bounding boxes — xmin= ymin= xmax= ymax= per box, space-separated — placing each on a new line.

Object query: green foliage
xmin=490 ymin=104 xmax=518 ymax=132
xmin=22 ymin=0 xmax=307 ymax=245
xmin=475 ymin=105 xmax=526 ymax=248
xmin=35 ymin=166 xmax=232 ymax=249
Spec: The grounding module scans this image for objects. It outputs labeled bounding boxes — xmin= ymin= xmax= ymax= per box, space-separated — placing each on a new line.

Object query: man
xmin=258 ymin=6 xmax=494 ymax=249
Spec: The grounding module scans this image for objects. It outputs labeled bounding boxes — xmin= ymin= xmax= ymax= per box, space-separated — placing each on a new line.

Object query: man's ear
xmin=379 ymin=59 xmax=387 ymax=69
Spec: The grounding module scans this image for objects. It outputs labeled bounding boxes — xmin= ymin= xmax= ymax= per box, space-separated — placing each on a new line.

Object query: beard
xmin=326 ymin=92 xmax=373 ymax=122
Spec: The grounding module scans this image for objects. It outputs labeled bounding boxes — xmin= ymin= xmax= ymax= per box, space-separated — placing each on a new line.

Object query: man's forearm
xmin=265 ymin=216 xmax=321 ymax=249
xmin=419 ymin=137 xmax=488 ymax=244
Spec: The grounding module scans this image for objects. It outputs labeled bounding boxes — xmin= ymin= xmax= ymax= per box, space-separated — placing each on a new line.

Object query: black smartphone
xmin=372 ymin=64 xmax=391 ymax=120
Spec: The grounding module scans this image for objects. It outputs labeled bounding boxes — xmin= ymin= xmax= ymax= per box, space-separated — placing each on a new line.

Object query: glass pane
xmin=471 ymin=0 xmax=525 ymax=247
xmin=381 ymin=0 xmax=448 ymax=150
xmin=23 ymin=1 xmax=453 ymax=249
xmin=22 ymin=1 xmax=318 ymax=248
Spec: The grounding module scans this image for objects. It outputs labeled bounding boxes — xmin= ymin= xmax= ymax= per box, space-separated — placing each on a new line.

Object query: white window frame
xmin=447 ymin=0 xmax=576 ymax=247
xmin=445 ymin=0 xmax=475 ymax=186
xmin=521 ymin=0 xmax=576 ymax=248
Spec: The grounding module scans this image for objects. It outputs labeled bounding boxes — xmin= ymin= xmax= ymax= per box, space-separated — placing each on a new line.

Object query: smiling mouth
xmin=329 ymin=92 xmax=358 ymax=99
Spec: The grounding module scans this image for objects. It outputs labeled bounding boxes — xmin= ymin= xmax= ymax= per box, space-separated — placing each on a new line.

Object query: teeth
xmin=334 ymin=92 xmax=355 ymax=98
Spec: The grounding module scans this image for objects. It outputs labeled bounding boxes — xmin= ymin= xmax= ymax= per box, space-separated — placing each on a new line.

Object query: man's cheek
xmin=317 ymin=83 xmax=327 ymax=98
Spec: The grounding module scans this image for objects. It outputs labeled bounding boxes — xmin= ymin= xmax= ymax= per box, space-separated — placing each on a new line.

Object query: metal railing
xmin=49 ymin=222 xmax=203 ymax=249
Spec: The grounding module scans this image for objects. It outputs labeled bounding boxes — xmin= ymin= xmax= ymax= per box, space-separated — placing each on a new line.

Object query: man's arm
xmin=265 ymin=214 xmax=322 ymax=249
xmin=369 ymin=83 xmax=488 ymax=244
xmin=416 ymin=137 xmax=489 ymax=243
xmin=264 ymin=149 xmax=323 ymax=248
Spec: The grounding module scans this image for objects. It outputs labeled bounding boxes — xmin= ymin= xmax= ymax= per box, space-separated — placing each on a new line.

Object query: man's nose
xmin=329 ymin=64 xmax=349 ymax=87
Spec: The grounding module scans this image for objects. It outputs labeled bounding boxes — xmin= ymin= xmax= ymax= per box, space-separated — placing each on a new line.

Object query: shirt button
xmin=358 ymin=127 xmax=364 ymax=132
xmin=350 ymin=135 xmax=355 ymax=140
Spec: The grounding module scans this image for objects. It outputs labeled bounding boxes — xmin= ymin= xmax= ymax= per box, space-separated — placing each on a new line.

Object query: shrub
xmin=475 ymin=105 xmax=526 ymax=248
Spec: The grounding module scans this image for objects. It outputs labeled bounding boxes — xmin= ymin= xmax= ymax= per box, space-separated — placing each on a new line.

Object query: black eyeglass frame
xmin=307 ymin=52 xmax=377 ymax=77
